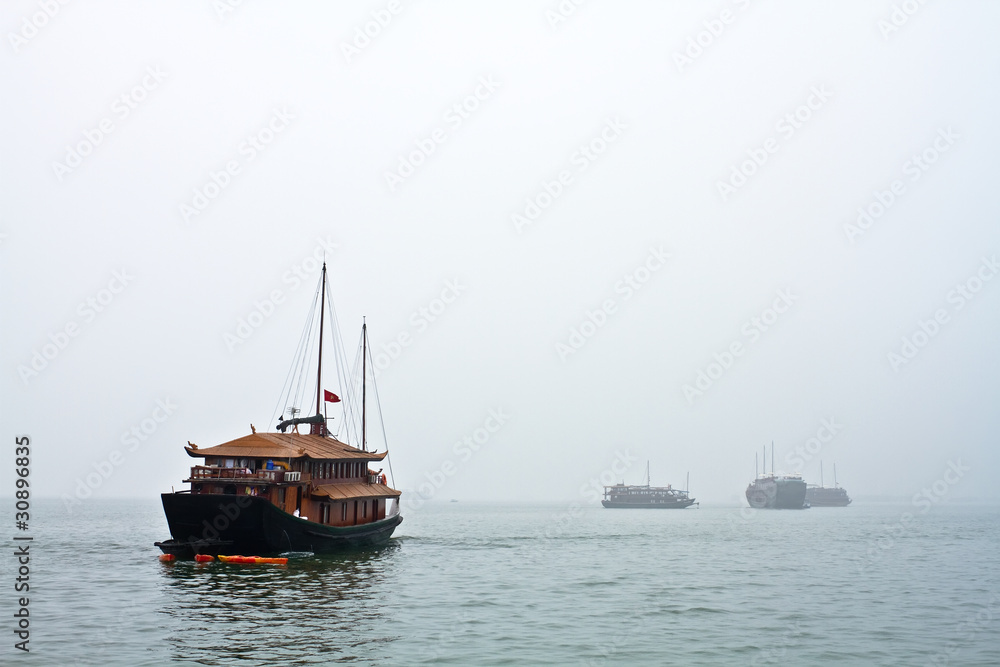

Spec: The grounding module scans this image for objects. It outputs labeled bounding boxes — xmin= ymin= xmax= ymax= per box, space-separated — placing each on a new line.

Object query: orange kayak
xmin=217 ymin=555 xmax=288 ymax=564
xmin=158 ymin=554 xmax=176 ymax=562
xmin=194 ymin=554 xmax=215 ymax=563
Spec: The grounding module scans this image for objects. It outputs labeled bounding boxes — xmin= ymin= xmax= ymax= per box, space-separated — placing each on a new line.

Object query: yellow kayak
xmin=217 ymin=555 xmax=288 ymax=564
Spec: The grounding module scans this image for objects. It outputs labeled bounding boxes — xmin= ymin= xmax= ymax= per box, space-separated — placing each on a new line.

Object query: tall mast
xmin=362 ymin=318 xmax=367 ymax=452
xmin=316 ymin=263 xmax=327 ymax=421
xmin=646 ymin=461 xmax=650 ymax=486
xmin=834 ymin=463 xmax=838 ymax=488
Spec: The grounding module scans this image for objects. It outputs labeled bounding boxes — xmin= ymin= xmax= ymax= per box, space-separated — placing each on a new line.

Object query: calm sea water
xmin=4 ymin=499 xmax=999 ymax=665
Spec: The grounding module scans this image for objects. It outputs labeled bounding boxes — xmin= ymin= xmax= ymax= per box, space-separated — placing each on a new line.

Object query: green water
xmin=5 ymin=499 xmax=999 ymax=665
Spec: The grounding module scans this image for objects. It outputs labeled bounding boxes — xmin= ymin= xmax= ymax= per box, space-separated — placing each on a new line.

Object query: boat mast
xmin=362 ymin=318 xmax=367 ymax=453
xmin=834 ymin=463 xmax=838 ymax=488
xmin=316 ymin=263 xmax=326 ymax=421
xmin=646 ymin=460 xmax=650 ymax=486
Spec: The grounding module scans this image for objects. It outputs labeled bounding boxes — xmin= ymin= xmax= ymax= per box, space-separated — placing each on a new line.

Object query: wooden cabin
xmin=184 ymin=431 xmax=400 ymax=527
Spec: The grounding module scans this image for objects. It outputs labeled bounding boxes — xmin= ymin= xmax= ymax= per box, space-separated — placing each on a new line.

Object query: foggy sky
xmin=3 ymin=1 xmax=999 ymax=509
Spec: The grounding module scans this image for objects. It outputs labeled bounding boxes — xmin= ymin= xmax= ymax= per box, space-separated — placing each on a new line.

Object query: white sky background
xmin=2 ymin=1 xmax=999 ymax=507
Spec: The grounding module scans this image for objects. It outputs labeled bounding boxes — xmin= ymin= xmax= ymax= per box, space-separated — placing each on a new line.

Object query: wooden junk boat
xmin=602 ymin=462 xmax=697 ymax=509
xmin=805 ymin=461 xmax=852 ymax=507
xmin=155 ymin=263 xmax=403 ymax=558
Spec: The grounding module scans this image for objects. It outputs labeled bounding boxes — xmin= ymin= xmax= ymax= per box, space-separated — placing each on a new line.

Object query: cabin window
xmin=277 ymin=488 xmax=286 ymax=504
xmin=320 ymin=503 xmax=330 ymax=524
xmin=225 ymin=459 xmax=234 ymax=468
xmin=341 ymin=503 xmax=347 ymax=521
xmin=363 ymin=501 xmax=368 ymax=518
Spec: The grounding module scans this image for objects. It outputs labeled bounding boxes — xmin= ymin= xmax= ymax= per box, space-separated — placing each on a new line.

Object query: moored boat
xmin=602 ymin=462 xmax=697 ymax=509
xmin=805 ymin=462 xmax=852 ymax=507
xmin=155 ymin=263 xmax=403 ymax=558
xmin=745 ymin=443 xmax=808 ymax=509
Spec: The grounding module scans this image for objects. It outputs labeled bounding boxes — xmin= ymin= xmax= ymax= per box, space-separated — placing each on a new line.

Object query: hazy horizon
xmin=3 ymin=1 xmax=999 ymax=512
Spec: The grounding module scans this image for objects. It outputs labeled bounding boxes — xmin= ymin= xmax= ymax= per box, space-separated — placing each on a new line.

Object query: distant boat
xmin=805 ymin=462 xmax=852 ymax=507
xmin=745 ymin=443 xmax=808 ymax=509
xmin=602 ymin=462 xmax=697 ymax=509
xmin=155 ymin=263 xmax=403 ymax=558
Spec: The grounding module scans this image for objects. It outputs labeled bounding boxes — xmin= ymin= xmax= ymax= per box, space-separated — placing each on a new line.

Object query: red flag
xmin=324 ymin=390 xmax=341 ymax=403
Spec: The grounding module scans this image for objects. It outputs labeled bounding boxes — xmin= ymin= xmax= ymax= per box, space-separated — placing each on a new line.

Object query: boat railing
xmin=188 ymin=466 xmax=311 ymax=484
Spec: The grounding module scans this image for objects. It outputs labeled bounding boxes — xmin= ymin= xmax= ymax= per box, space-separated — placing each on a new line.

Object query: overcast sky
xmin=2 ymin=1 xmax=999 ymax=509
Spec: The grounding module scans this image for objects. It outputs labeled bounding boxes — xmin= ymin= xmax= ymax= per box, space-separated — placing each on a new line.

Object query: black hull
xmin=806 ymin=488 xmax=852 ymax=507
xmin=601 ymin=500 xmax=696 ymax=509
xmin=746 ymin=478 xmax=808 ymax=509
xmin=156 ymin=493 xmax=402 ymax=557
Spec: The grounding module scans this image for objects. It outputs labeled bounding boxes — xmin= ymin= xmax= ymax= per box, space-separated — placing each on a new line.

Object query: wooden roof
xmin=185 ymin=432 xmax=387 ymax=461
xmin=311 ymin=483 xmax=402 ymax=500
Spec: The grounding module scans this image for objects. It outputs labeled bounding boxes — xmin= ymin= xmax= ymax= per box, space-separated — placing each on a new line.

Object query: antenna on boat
xmin=362 ymin=317 xmax=367 ymax=453
xmin=646 ymin=460 xmax=650 ymax=486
